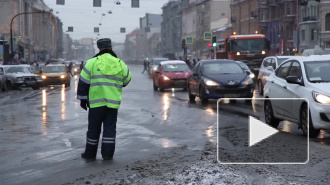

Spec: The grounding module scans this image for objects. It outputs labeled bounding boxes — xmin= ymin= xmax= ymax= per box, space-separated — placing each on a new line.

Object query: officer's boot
xmin=101 ymin=138 xmax=115 ymax=160
xmin=81 ymin=139 xmax=99 ymax=160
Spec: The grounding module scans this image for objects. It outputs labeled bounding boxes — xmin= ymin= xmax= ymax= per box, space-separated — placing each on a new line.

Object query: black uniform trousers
xmin=84 ymin=106 xmax=118 ymax=159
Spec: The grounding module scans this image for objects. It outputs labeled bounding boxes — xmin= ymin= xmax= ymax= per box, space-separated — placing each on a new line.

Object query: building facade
xmin=139 ymin=13 xmax=162 ymax=58
xmin=0 ymin=0 xmax=63 ymax=64
xmin=298 ymin=0 xmax=319 ymax=53
xmin=231 ymin=0 xmax=259 ymax=35
xmin=161 ymin=0 xmax=182 ymax=58
xmin=319 ymin=0 xmax=330 ymax=48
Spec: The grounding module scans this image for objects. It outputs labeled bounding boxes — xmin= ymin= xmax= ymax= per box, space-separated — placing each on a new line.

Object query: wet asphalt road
xmin=0 ymin=65 xmax=330 ymax=185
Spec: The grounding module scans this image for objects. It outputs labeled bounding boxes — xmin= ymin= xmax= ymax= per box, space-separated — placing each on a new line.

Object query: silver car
xmin=1 ymin=65 xmax=42 ymax=90
xmin=149 ymin=57 xmax=169 ymax=77
xmin=257 ymin=56 xmax=300 ymax=95
xmin=0 ymin=67 xmax=6 ymax=92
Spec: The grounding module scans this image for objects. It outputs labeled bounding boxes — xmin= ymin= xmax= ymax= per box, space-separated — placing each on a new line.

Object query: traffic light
xmin=212 ymin=36 xmax=217 ymax=47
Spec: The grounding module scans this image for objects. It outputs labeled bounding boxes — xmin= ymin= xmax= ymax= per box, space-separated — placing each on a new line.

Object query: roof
xmin=200 ymin=59 xmax=236 ymax=63
xmin=0 ymin=65 xmax=30 ymax=68
xmin=160 ymin=60 xmax=186 ymax=65
xmin=45 ymin=64 xmax=66 ymax=67
xmin=229 ymin=34 xmax=266 ymax=39
xmin=152 ymin=57 xmax=169 ymax=60
xmin=301 ymin=55 xmax=330 ymax=62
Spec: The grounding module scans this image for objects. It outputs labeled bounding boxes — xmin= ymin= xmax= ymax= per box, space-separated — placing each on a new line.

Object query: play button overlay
xmin=217 ymin=98 xmax=309 ymax=164
xmin=249 ymin=116 xmax=278 ymax=147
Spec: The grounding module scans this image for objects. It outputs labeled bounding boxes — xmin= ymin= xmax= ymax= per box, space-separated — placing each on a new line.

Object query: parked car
xmin=264 ymin=55 xmax=330 ymax=137
xmin=0 ymin=65 xmax=42 ymax=90
xmin=257 ymin=56 xmax=301 ymax=95
xmin=153 ymin=60 xmax=191 ymax=91
xmin=0 ymin=67 xmax=7 ymax=91
xmin=149 ymin=57 xmax=169 ymax=77
xmin=41 ymin=64 xmax=71 ymax=87
xmin=187 ymin=60 xmax=254 ymax=103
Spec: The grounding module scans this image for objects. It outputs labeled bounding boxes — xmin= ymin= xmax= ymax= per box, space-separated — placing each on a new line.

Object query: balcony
xmin=299 ymin=0 xmax=308 ymax=6
xmin=269 ymin=0 xmax=277 ymax=6
xmin=302 ymin=16 xmax=317 ymax=22
xmin=251 ymin=11 xmax=258 ymax=18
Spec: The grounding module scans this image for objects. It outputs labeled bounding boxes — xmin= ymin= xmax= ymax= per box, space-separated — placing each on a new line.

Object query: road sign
xmin=132 ymin=0 xmax=139 ymax=8
xmin=186 ymin=36 xmax=193 ymax=45
xmin=204 ymin=32 xmax=212 ymax=41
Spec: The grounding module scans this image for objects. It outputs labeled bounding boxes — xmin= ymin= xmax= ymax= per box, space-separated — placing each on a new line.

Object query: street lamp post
xmin=9 ymin=9 xmax=53 ymax=64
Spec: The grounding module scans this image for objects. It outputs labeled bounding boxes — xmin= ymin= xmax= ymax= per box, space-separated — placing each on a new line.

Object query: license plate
xmin=224 ymin=94 xmax=240 ymax=98
xmin=25 ymin=80 xmax=35 ymax=85
xmin=174 ymin=80 xmax=186 ymax=85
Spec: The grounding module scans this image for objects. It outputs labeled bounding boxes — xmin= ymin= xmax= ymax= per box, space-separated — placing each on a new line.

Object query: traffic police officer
xmin=77 ymin=38 xmax=132 ymax=160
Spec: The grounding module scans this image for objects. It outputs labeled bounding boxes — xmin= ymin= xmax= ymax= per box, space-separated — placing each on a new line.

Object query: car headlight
xmin=204 ymin=78 xmax=219 ymax=86
xmin=41 ymin=75 xmax=47 ymax=79
xmin=162 ymin=75 xmax=170 ymax=80
xmin=243 ymin=78 xmax=253 ymax=85
xmin=249 ymin=73 xmax=255 ymax=79
xmin=153 ymin=66 xmax=158 ymax=70
xmin=60 ymin=75 xmax=66 ymax=79
xmin=74 ymin=68 xmax=77 ymax=71
xmin=261 ymin=50 xmax=266 ymax=55
xmin=313 ymin=91 xmax=330 ymax=104
xmin=236 ymin=52 xmax=241 ymax=56
xmin=17 ymin=77 xmax=23 ymax=81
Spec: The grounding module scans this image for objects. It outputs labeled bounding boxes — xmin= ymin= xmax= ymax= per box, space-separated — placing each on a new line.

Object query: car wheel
xmin=153 ymin=80 xmax=158 ymax=91
xmin=199 ymin=87 xmax=208 ymax=103
xmin=1 ymin=82 xmax=6 ymax=92
xmin=188 ymin=86 xmax=196 ymax=102
xmin=158 ymin=80 xmax=164 ymax=92
xmin=300 ymin=104 xmax=320 ymax=137
xmin=258 ymin=80 xmax=263 ymax=95
xmin=6 ymin=81 xmax=14 ymax=90
xmin=264 ymin=100 xmax=280 ymax=128
xmin=32 ymin=85 xmax=40 ymax=90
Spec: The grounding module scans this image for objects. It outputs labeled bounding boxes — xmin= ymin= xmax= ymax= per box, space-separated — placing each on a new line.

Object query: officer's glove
xmin=80 ymin=99 xmax=89 ymax=111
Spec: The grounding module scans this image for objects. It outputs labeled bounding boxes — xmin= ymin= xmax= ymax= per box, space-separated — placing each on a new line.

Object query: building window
xmin=302 ymin=30 xmax=305 ymax=41
xmin=326 ymin=14 xmax=330 ymax=31
xmin=286 ymin=3 xmax=291 ymax=15
xmin=311 ymin=29 xmax=314 ymax=41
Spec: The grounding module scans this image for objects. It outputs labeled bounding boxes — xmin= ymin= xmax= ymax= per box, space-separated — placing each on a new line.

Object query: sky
xmin=44 ymin=0 xmax=169 ymax=43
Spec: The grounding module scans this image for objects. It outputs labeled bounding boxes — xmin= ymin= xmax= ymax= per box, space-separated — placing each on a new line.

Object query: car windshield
xmin=44 ymin=66 xmax=66 ymax=73
xmin=236 ymin=61 xmax=249 ymax=71
xmin=277 ymin=58 xmax=289 ymax=65
xmin=232 ymin=38 xmax=268 ymax=52
xmin=5 ymin=66 xmax=31 ymax=74
xmin=304 ymin=61 xmax=330 ymax=82
xmin=203 ymin=63 xmax=244 ymax=75
xmin=153 ymin=59 xmax=169 ymax=65
xmin=163 ymin=64 xmax=189 ymax=72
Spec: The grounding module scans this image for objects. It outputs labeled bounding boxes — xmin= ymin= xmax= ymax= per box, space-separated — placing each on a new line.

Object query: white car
xmin=257 ymin=56 xmax=299 ymax=95
xmin=264 ymin=55 xmax=330 ymax=137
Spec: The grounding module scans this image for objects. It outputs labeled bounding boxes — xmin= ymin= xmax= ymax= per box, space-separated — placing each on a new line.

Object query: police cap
xmin=97 ymin=38 xmax=112 ymax=49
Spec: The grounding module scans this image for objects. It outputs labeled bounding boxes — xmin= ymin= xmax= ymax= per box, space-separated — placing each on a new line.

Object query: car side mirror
xmin=267 ymin=66 xmax=274 ymax=71
xmin=286 ymin=76 xmax=303 ymax=86
xmin=245 ymin=70 xmax=251 ymax=75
